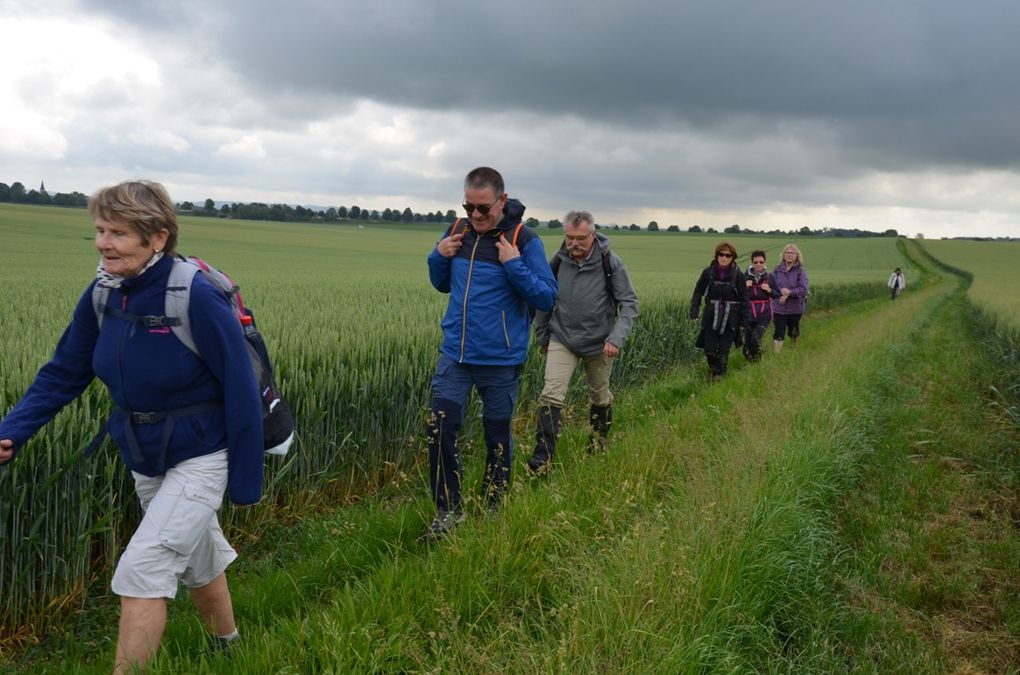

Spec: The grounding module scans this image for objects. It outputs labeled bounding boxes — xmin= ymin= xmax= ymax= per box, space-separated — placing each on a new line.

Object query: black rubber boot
xmin=587 ymin=404 xmax=613 ymax=454
xmin=527 ymin=405 xmax=561 ymax=474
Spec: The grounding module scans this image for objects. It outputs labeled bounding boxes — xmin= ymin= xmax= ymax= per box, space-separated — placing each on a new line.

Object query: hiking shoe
xmin=526 ymin=454 xmax=550 ymax=474
xmin=425 ymin=509 xmax=465 ymax=539
xmin=208 ymin=631 xmax=239 ymax=658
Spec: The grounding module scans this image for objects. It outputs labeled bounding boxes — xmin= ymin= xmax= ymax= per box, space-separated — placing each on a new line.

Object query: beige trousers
xmin=538 ymin=340 xmax=614 ymax=408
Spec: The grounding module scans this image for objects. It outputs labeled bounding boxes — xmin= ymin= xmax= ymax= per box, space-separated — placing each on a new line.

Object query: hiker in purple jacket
xmin=743 ymin=250 xmax=780 ymax=362
xmin=771 ymin=244 xmax=809 ymax=353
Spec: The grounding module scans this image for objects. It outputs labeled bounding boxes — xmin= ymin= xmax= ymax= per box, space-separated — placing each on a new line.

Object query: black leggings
xmin=743 ymin=316 xmax=771 ymax=362
xmin=773 ymin=313 xmax=802 ymax=341
xmin=704 ymin=328 xmax=737 ymax=375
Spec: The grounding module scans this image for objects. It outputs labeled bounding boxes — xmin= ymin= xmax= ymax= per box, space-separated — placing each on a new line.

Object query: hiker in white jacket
xmin=888 ymin=268 xmax=906 ymax=300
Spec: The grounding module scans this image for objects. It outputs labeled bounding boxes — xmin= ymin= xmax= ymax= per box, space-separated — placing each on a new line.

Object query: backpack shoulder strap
xmin=601 ymin=247 xmax=617 ymax=309
xmin=510 ymin=222 xmax=525 ymax=247
xmin=165 ymin=257 xmax=201 ymax=356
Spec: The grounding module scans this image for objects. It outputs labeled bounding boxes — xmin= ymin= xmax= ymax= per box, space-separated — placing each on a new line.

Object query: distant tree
xmin=220 ymin=204 xmax=231 ymax=216
xmin=52 ymin=191 xmax=87 ymax=207
xmin=706 ymin=227 xmax=717 ymax=234
xmin=724 ymin=224 xmax=741 ymax=234
xmin=337 ymin=205 xmax=348 ymax=219
xmin=26 ymin=189 xmax=52 ymax=205
xmin=799 ymin=225 xmax=812 ymax=235
xmin=401 ymin=207 xmax=414 ymax=222
xmin=667 ymin=225 xmax=680 ymax=232
xmin=883 ymin=229 xmax=898 ymax=237
xmin=10 ymin=182 xmax=26 ymax=202
xmin=414 ymin=212 xmax=424 ymax=223
xmin=916 ymin=232 xmax=924 ymax=240
xmin=629 ymin=224 xmax=640 ymax=231
xmin=547 ymin=219 xmax=562 ymax=229
xmin=179 ymin=201 xmax=194 ymax=211
xmin=688 ymin=225 xmax=702 ymax=233
xmin=350 ymin=205 xmax=362 ymax=219
xmin=325 ymin=207 xmax=337 ymax=220
xmin=370 ymin=209 xmax=380 ymax=220
xmin=204 ymin=198 xmax=215 ymax=211
xmin=612 ymin=224 xmax=620 ymax=230
xmin=525 ymin=217 xmax=540 ymax=228
xmin=445 ymin=209 xmax=457 ymax=223
xmin=647 ymin=221 xmax=659 ymax=231
xmin=267 ymin=204 xmax=287 ymax=221
xmin=0 ymin=182 xmax=9 ymax=201
xmin=382 ymin=207 xmax=394 ymax=221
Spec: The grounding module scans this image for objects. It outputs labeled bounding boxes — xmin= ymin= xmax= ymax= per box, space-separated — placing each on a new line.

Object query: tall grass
xmin=915 ymin=240 xmax=1020 ymax=464
xmin=0 ymin=204 xmax=896 ymax=635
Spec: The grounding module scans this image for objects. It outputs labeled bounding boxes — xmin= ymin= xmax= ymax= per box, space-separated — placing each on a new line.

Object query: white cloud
xmin=124 ymin=129 xmax=190 ymax=153
xmin=216 ymin=134 xmax=267 ymax=161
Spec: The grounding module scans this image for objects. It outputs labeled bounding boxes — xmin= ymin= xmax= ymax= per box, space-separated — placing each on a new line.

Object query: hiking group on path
xmin=427 ymin=168 xmax=812 ymax=537
xmin=0 ymin=166 xmax=862 ymax=672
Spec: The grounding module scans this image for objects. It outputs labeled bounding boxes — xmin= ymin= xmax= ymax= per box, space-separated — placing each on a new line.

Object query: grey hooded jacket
xmin=534 ymin=233 xmax=639 ymax=357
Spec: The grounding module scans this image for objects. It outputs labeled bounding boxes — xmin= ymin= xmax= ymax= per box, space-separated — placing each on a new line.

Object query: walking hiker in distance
xmin=424 ymin=167 xmax=557 ymax=538
xmin=527 ymin=210 xmax=639 ymax=474
xmin=742 ymin=249 xmax=780 ymax=363
xmin=888 ymin=267 xmax=906 ymax=300
xmin=771 ymin=243 xmax=809 ymax=353
xmin=690 ymin=241 xmax=751 ymax=380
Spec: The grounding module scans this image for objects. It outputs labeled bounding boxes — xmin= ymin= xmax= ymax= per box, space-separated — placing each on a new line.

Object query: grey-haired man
xmin=528 ymin=211 xmax=639 ymax=473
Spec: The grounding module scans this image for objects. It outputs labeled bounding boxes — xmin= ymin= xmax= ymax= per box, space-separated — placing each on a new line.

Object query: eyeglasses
xmin=565 ymin=232 xmax=592 ymax=242
xmin=462 ymin=198 xmax=501 ymax=216
xmin=752 ymin=259 xmax=766 ymax=265
xmin=717 ymin=252 xmax=734 ymax=259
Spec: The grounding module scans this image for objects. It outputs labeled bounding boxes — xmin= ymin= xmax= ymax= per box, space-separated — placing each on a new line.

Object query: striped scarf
xmin=95 ymin=252 xmax=165 ymax=289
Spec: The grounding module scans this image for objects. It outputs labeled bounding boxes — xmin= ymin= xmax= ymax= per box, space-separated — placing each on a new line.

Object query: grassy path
xmin=9 ymin=255 xmax=1018 ymax=672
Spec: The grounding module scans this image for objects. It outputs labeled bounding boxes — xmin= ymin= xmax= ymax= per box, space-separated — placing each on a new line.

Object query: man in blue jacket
xmin=425 ymin=167 xmax=557 ymax=537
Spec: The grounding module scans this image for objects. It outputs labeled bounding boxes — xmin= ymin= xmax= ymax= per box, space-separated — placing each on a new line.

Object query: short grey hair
xmin=563 ymin=210 xmax=595 ymax=231
xmin=464 ymin=166 xmax=504 ymax=197
xmin=89 ymin=180 xmax=178 ymax=254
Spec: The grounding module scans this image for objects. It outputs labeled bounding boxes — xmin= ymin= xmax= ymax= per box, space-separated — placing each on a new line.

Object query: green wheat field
xmin=2 ymin=203 xmax=1017 ymax=672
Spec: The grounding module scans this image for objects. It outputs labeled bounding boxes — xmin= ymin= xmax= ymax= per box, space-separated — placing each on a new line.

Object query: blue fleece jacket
xmin=427 ymin=198 xmax=557 ymax=365
xmin=0 ymin=255 xmax=264 ymax=504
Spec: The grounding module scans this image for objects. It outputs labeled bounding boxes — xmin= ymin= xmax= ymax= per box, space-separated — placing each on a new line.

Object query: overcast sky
xmin=2 ymin=0 xmax=1019 ymax=238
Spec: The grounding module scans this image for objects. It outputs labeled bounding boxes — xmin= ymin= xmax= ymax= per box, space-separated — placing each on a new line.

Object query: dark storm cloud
xmin=81 ymin=0 xmax=1020 ymax=172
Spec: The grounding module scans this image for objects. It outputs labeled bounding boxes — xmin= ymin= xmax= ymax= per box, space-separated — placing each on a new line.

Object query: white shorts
xmin=111 ymin=450 xmax=237 ymax=599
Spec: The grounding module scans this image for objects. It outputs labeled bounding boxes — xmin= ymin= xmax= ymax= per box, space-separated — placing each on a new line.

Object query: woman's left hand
xmin=0 ymin=439 xmax=15 ymax=465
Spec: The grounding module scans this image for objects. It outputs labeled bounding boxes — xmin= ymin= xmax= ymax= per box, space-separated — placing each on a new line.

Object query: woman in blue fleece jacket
xmin=0 ymin=181 xmax=262 ymax=672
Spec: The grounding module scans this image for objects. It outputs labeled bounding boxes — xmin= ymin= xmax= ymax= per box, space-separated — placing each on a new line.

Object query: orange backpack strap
xmin=510 ymin=222 xmax=524 ymax=247
xmin=449 ymin=218 xmax=464 ymax=237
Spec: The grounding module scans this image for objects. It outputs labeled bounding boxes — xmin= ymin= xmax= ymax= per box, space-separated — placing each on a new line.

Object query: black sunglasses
xmin=462 ymin=198 xmax=501 ymax=216
xmin=717 ymin=252 xmax=734 ymax=258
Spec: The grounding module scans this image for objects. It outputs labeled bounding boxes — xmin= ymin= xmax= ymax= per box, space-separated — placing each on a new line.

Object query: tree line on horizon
xmin=2 ymin=179 xmax=903 ymax=237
